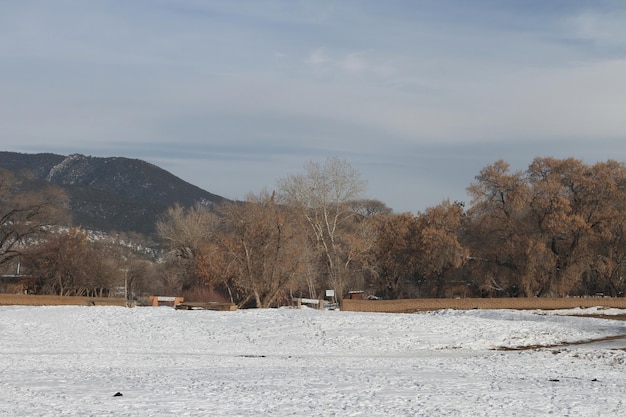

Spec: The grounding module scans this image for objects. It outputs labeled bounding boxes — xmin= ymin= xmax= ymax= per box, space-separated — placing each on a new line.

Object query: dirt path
xmin=496 ymin=314 xmax=626 ymax=351
xmin=577 ymin=314 xmax=626 ymax=321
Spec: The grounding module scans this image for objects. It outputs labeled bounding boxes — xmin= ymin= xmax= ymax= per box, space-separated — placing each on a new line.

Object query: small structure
xmin=293 ymin=297 xmax=323 ymax=310
xmin=347 ymin=290 xmax=365 ymax=300
xmin=0 ymin=263 xmax=35 ymax=294
xmin=175 ymin=301 xmax=237 ymax=311
xmin=0 ymin=275 xmax=36 ymax=294
xmin=149 ymin=295 xmax=184 ymax=307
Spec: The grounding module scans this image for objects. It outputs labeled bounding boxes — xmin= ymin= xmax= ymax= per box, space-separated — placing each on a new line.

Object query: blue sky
xmin=2 ymin=0 xmax=626 ymax=213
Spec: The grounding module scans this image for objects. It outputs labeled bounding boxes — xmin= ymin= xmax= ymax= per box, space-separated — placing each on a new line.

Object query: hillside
xmin=0 ymin=151 xmax=227 ymax=235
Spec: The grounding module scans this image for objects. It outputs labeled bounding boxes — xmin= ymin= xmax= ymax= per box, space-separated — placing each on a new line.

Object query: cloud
xmin=564 ymin=8 xmax=626 ymax=45
xmin=305 ymin=47 xmax=397 ymax=78
xmin=461 ymin=59 xmax=626 ymax=142
xmin=306 ymin=48 xmax=331 ymax=66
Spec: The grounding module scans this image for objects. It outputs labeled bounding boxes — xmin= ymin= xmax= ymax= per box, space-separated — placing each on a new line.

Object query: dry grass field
xmin=342 ymin=297 xmax=626 ymax=313
xmin=3 ymin=294 xmax=626 ymax=313
xmin=0 ymin=294 xmax=128 ymax=307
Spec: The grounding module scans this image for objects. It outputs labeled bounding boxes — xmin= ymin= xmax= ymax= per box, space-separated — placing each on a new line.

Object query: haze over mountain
xmin=0 ymin=151 xmax=227 ymax=235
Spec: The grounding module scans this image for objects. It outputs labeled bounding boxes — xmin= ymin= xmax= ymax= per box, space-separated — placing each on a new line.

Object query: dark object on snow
xmin=549 ymin=379 xmax=560 ymax=382
xmin=113 ymin=392 xmax=123 ymax=397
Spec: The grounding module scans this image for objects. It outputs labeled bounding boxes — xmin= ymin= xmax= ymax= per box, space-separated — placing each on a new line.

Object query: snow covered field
xmin=1 ymin=306 xmax=626 ymax=416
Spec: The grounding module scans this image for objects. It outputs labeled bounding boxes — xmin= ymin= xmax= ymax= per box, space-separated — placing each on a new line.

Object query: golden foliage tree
xmin=218 ymin=191 xmax=307 ymax=308
xmin=466 ymin=157 xmax=626 ymax=297
xmin=414 ymin=201 xmax=465 ymax=297
xmin=465 ymin=160 xmax=533 ymax=295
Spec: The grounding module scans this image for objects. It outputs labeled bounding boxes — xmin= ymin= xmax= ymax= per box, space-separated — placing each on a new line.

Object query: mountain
xmin=0 ymin=151 xmax=227 ymax=235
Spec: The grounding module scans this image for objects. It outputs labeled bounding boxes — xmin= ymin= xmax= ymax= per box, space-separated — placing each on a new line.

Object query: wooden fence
xmin=341 ymin=297 xmax=626 ymax=313
xmin=0 ymin=294 xmax=130 ymax=307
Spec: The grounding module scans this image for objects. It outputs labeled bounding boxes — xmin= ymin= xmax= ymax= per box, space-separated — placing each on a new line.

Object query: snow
xmin=1 ymin=306 xmax=626 ymax=416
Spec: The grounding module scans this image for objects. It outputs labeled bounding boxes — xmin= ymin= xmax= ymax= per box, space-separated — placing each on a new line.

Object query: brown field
xmin=341 ymin=297 xmax=626 ymax=313
xmin=3 ymin=294 xmax=626 ymax=313
xmin=0 ymin=294 xmax=129 ymax=307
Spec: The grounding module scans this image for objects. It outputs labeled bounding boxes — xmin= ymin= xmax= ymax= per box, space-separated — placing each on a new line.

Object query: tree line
xmin=2 ymin=156 xmax=626 ymax=306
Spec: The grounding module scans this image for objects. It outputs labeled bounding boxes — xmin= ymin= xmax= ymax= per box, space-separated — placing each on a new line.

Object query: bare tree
xmin=156 ymin=203 xmax=217 ymax=261
xmin=0 ymin=169 xmax=68 ymax=268
xmin=277 ymin=157 xmax=367 ymax=301
xmin=26 ymin=227 xmax=118 ymax=296
xmin=155 ymin=203 xmax=221 ymax=292
xmin=349 ymin=199 xmax=393 ymax=217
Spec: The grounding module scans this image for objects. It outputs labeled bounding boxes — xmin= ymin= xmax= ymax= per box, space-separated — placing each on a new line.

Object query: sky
xmin=2 ymin=0 xmax=626 ymax=213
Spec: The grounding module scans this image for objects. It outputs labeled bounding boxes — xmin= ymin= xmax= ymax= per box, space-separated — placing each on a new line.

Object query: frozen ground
xmin=1 ymin=305 xmax=626 ymax=416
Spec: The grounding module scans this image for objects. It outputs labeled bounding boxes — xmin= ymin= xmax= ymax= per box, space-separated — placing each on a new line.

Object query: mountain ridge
xmin=0 ymin=151 xmax=227 ymax=235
